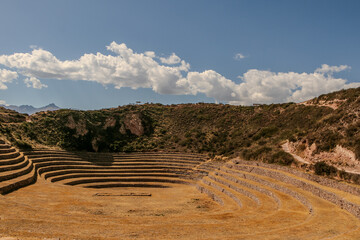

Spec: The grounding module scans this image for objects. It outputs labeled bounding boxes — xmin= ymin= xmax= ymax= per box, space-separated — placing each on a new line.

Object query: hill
xmin=1 ymin=103 xmax=60 ymax=115
xmin=0 ymin=87 xmax=359 ymax=182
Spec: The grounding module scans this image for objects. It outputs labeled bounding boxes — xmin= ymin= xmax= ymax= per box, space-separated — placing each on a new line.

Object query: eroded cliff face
xmin=59 ymin=111 xmax=151 ymax=152
xmin=124 ymin=113 xmax=144 ymax=136
xmin=65 ymin=115 xmax=88 ymax=137
xmin=284 ymin=140 xmax=360 ymax=174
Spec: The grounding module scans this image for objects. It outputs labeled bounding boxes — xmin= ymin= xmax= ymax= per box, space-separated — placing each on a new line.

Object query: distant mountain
xmin=0 ymin=103 xmax=60 ymax=115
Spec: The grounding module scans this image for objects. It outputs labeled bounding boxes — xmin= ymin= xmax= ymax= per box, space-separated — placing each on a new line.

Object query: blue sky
xmin=0 ymin=0 xmax=359 ymax=109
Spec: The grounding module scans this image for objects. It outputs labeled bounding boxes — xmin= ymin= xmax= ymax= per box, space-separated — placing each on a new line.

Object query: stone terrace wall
xmin=231 ymin=159 xmax=360 ymax=219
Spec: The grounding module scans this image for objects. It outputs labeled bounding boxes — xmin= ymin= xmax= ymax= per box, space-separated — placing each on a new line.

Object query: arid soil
xmin=1 ymin=170 xmax=360 ymax=240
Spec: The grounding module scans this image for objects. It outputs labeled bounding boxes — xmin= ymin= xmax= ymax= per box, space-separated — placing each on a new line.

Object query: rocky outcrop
xmin=124 ymin=113 xmax=145 ymax=136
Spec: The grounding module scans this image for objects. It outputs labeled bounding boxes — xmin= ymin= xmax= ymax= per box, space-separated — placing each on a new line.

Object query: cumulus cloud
xmin=144 ymin=51 xmax=156 ymax=58
xmin=234 ymin=53 xmax=246 ymax=60
xmin=229 ymin=69 xmax=358 ymax=105
xmin=0 ymin=100 xmax=6 ymax=105
xmin=160 ymin=53 xmax=181 ymax=65
xmin=24 ymin=77 xmax=47 ymax=89
xmin=0 ymin=69 xmax=18 ymax=90
xmin=0 ymin=42 xmax=358 ymax=105
xmin=315 ymin=64 xmax=351 ymax=74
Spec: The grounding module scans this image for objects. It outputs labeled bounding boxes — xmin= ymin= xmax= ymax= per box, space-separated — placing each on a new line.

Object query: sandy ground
xmin=1 ymin=176 xmax=360 ymax=240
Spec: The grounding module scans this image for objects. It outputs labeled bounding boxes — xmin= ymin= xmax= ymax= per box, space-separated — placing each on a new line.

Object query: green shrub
xmin=314 ymin=161 xmax=337 ymax=176
xmin=270 ymin=151 xmax=294 ymax=165
xmin=241 ymin=146 xmax=272 ymax=161
xmin=15 ymin=140 xmax=33 ymax=150
xmin=316 ymin=130 xmax=341 ymax=152
xmin=297 ymin=144 xmax=306 ymax=152
xmin=355 ymin=142 xmax=360 ymax=160
xmin=253 ymin=127 xmax=279 ymax=141
xmin=346 ymin=124 xmax=358 ymax=137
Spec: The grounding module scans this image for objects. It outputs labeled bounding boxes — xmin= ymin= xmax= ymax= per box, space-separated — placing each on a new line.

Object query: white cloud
xmin=234 ymin=53 xmax=246 ymax=60
xmin=315 ymin=64 xmax=350 ymax=74
xmin=0 ymin=100 xmax=6 ymax=105
xmin=24 ymin=77 xmax=47 ymax=89
xmin=144 ymin=51 xmax=156 ymax=58
xmin=0 ymin=69 xmax=18 ymax=90
xmin=229 ymin=69 xmax=359 ymax=105
xmin=0 ymin=42 xmax=358 ymax=105
xmin=160 ymin=53 xmax=181 ymax=65
xmin=29 ymin=45 xmax=39 ymax=49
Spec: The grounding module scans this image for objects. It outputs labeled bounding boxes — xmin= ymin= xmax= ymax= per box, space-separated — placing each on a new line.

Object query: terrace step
xmin=114 ymin=152 xmax=207 ymax=158
xmin=201 ymin=172 xmax=314 ymax=232
xmin=113 ymin=156 xmax=205 ymax=162
xmin=196 ymin=181 xmax=225 ymax=206
xmin=42 ymin=168 xmax=189 ymax=179
xmin=207 ymin=171 xmax=291 ymax=218
xmin=110 ymin=159 xmax=202 ymax=164
xmin=0 ymin=145 xmax=15 ymax=152
xmin=23 ymin=150 xmax=208 ymax=189
xmin=207 ymin=172 xmax=260 ymax=207
xmin=83 ymin=182 xmax=173 ymax=189
xmin=0 ymin=154 xmax=29 ymax=172
xmin=37 ymin=165 xmax=192 ymax=176
xmin=49 ymin=172 xmax=190 ymax=183
xmin=202 ymin=176 xmax=243 ymax=208
xmin=214 ymin=168 xmax=282 ymax=210
xmin=0 ymin=153 xmax=25 ymax=166
xmin=0 ymin=158 xmax=33 ymax=182
xmin=222 ymin=166 xmax=314 ymax=214
xmin=0 ymin=151 xmax=20 ymax=160
xmin=231 ymin=159 xmax=360 ymax=197
xmin=33 ymin=163 xmax=194 ymax=175
xmin=227 ymin=161 xmax=360 ymax=218
xmin=0 ymin=162 xmax=36 ymax=195
xmin=58 ymin=176 xmax=193 ymax=186
xmin=29 ymin=157 xmax=198 ymax=168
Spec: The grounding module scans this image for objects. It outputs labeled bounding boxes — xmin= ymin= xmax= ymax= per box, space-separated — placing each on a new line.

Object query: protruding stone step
xmin=215 ymin=168 xmax=282 ymax=209
xmin=196 ymin=181 xmax=225 ymax=206
xmin=0 ymin=164 xmax=36 ymax=195
xmin=0 ymin=159 xmax=33 ymax=182
xmin=202 ymin=176 xmax=243 ymax=208
xmin=0 ymin=155 xmax=29 ymax=172
xmin=60 ymin=176 xmax=192 ymax=186
xmin=226 ymin=162 xmax=360 ymax=217
xmin=49 ymin=172 xmax=189 ymax=183
xmin=34 ymin=161 xmax=193 ymax=172
xmin=208 ymin=172 xmax=260 ymax=206
xmin=42 ymin=168 xmax=189 ymax=179
xmin=0 ymin=147 xmax=17 ymax=154
xmin=0 ymin=153 xmax=25 ymax=166
xmin=84 ymin=182 xmax=171 ymax=189
xmin=0 ymin=151 xmax=20 ymax=160
xmin=223 ymin=166 xmax=314 ymax=214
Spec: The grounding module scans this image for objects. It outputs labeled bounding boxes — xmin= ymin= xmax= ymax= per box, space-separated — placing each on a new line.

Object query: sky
xmin=0 ymin=0 xmax=359 ymax=110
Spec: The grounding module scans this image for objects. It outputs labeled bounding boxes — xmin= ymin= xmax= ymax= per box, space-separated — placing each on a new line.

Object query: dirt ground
xmin=0 ymin=177 xmax=360 ymax=240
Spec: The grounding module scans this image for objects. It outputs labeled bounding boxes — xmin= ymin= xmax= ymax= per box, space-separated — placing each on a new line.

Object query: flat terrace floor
xmin=1 ymin=176 xmax=360 ymax=240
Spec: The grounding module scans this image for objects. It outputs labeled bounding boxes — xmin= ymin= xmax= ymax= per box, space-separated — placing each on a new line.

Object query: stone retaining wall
xmin=210 ymin=173 xmax=260 ymax=205
xmin=223 ymin=166 xmax=313 ymax=214
xmin=231 ymin=161 xmax=360 ymax=219
xmin=196 ymin=184 xmax=224 ymax=205
xmin=202 ymin=177 xmax=243 ymax=207
xmin=233 ymin=158 xmax=360 ymax=196
xmin=216 ymin=170 xmax=281 ymax=208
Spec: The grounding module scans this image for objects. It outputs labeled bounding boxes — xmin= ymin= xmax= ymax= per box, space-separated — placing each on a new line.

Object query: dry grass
xmin=1 ymin=165 xmax=360 ymax=239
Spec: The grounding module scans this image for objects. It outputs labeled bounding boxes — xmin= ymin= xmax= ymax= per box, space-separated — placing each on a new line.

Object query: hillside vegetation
xmin=0 ymin=87 xmax=359 ymax=179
